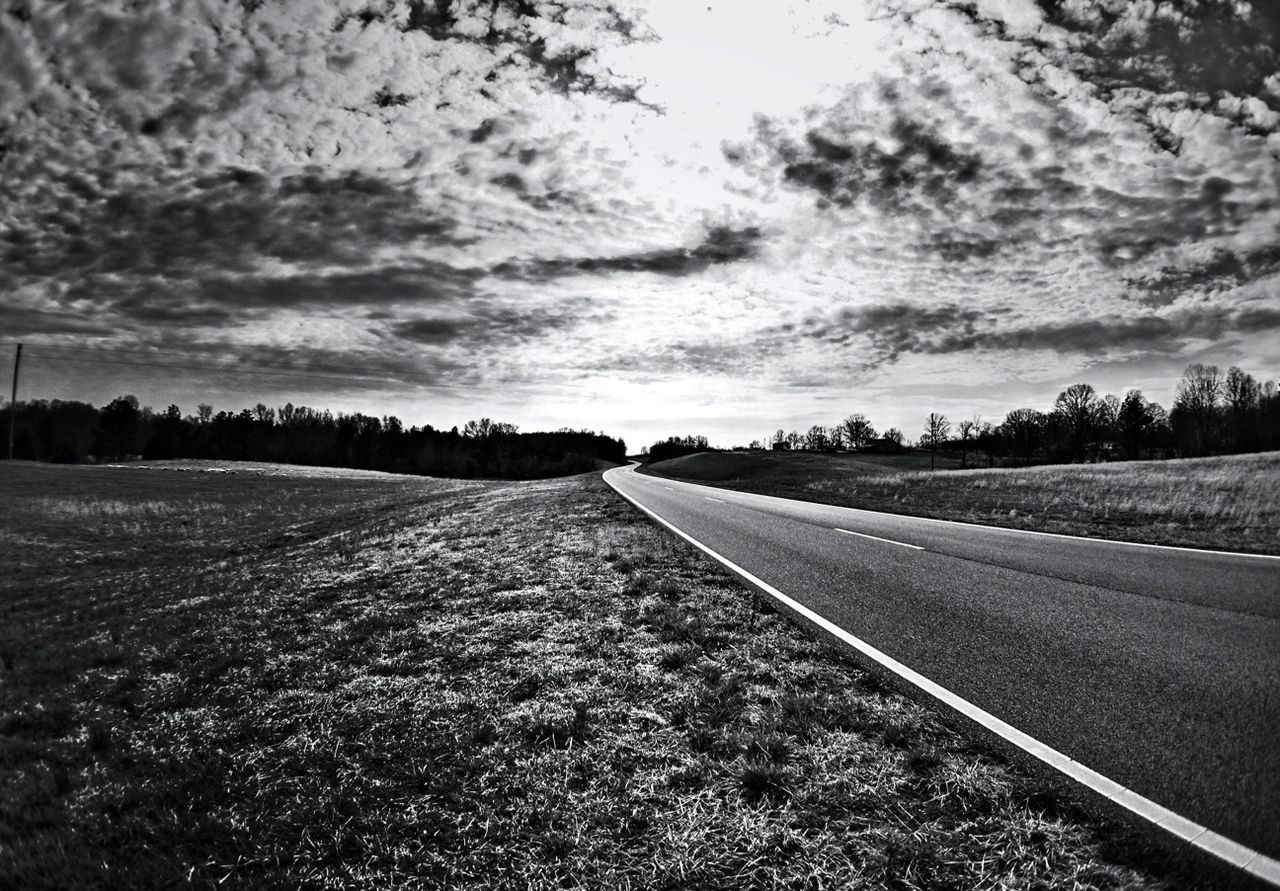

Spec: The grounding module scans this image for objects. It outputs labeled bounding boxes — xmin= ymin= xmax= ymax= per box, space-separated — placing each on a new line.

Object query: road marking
xmin=664 ymin=486 xmax=673 ymax=491
xmin=604 ymin=466 xmax=1280 ymax=887
xmin=705 ymin=497 xmax=726 ymax=503
xmin=835 ymin=527 xmax=924 ymax=550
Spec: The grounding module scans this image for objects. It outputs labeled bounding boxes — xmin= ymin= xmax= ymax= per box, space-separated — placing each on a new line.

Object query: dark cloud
xmin=1123 ymin=246 xmax=1280 ymax=306
xmin=389 ymin=298 xmax=599 ymax=348
xmin=928 ymin=234 xmax=1002 ymax=262
xmin=194 ymin=264 xmax=482 ymax=311
xmin=747 ymin=109 xmax=983 ymax=213
xmin=389 ymin=0 xmax=659 ymax=109
xmin=929 ymin=306 xmax=1278 ymax=356
xmin=786 ymin=302 xmax=995 ymax=363
xmin=1030 ymin=0 xmax=1280 ymax=140
xmin=491 ymin=225 xmax=764 ymax=281
xmin=1234 ymin=306 xmax=1280 ymax=333
xmin=47 ymin=262 xmax=484 ymax=335
xmin=942 ymin=0 xmax=1280 ymax=143
xmin=777 ymin=300 xmax=1280 ymax=365
xmin=3 ymin=169 xmax=467 ymax=281
xmin=0 ymin=303 xmax=117 ymax=338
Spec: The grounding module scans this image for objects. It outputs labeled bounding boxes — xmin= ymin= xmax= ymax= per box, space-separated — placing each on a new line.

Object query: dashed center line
xmin=834 ymin=527 xmax=924 ymax=550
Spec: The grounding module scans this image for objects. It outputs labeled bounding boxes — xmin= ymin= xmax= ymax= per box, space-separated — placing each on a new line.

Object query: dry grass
xmin=0 ymin=460 xmax=1183 ymax=888
xmin=650 ymin=452 xmax=1280 ymax=554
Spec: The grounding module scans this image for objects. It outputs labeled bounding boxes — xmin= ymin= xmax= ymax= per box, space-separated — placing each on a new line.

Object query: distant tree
xmin=1261 ymin=379 xmax=1280 ymax=451
xmin=748 ymin=439 xmax=762 ymax=450
xmin=1099 ymin=394 xmax=1122 ymax=444
xmin=463 ymin=418 xmax=493 ymax=439
xmin=921 ymin=413 xmax=950 ymax=471
xmin=1172 ymin=364 xmax=1222 ymax=456
xmin=1114 ymin=390 xmax=1148 ymax=460
xmin=771 ymin=429 xmax=787 ymax=447
xmin=883 ymin=427 xmax=904 ymax=447
xmin=1224 ymin=366 xmax=1260 ymax=451
xmin=647 ymin=434 xmax=709 ymax=463
xmin=95 ymin=395 xmax=143 ymax=460
xmin=1053 ymin=383 xmax=1101 ymax=462
xmin=999 ymin=408 xmax=1044 ymax=465
xmin=805 ymin=424 xmax=828 ymax=451
xmin=144 ymin=404 xmax=185 ymax=460
xmin=826 ymin=426 xmax=844 ymax=450
xmin=975 ymin=421 xmax=998 ymax=467
xmin=196 ymin=403 xmax=213 ymax=425
xmin=786 ymin=430 xmax=803 ymax=450
xmin=841 ymin=413 xmax=876 ymax=451
xmin=956 ymin=417 xmax=979 ymax=468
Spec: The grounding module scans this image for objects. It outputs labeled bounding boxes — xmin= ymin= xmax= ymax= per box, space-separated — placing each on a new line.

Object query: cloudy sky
xmin=3 ymin=0 xmax=1278 ymax=449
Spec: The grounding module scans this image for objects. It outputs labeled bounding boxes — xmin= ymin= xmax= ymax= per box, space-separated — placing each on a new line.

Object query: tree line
xmin=4 ymin=396 xmax=627 ymax=480
xmin=652 ymin=363 xmax=1280 ymax=468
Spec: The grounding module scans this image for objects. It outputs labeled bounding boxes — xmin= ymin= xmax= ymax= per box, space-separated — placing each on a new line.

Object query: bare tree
xmin=841 ymin=413 xmax=876 ymax=451
xmin=1172 ymin=364 xmax=1222 ymax=456
xmin=1053 ymin=383 xmax=1101 ymax=462
xmin=1225 ymin=366 xmax=1260 ymax=450
xmin=1099 ymin=394 xmax=1122 ymax=445
xmin=786 ymin=430 xmax=803 ymax=450
xmin=771 ymin=428 xmax=787 ymax=448
xmin=957 ymin=417 xmax=979 ymax=468
xmin=805 ymin=424 xmax=828 ymax=451
xmin=1000 ymin=408 xmax=1044 ymax=465
xmin=883 ymin=427 xmax=904 ymax=447
xmin=922 ymin=413 xmax=950 ymax=471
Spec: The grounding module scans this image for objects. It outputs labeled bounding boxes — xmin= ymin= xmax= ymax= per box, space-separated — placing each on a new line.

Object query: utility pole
xmin=7 ymin=343 xmax=20 ymax=461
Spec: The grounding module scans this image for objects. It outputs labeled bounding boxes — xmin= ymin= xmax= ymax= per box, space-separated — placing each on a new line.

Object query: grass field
xmin=645 ymin=450 xmax=1280 ymax=555
xmin=0 ymin=459 xmax=1189 ymax=888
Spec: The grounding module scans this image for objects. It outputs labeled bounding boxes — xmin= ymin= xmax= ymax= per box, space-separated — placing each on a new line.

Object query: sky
xmin=2 ymin=0 xmax=1278 ymax=451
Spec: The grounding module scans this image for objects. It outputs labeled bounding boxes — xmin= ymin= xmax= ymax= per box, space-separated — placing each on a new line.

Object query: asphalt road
xmin=604 ymin=463 xmax=1280 ymax=871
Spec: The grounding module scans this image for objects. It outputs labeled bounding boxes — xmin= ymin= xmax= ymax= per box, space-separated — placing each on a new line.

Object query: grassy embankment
xmin=643 ymin=450 xmax=1280 ymax=554
xmin=0 ymin=459 xmax=1184 ymax=888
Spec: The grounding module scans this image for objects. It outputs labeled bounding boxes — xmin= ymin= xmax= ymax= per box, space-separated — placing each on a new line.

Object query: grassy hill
xmin=0 ymin=459 xmax=1183 ymax=888
xmin=644 ymin=450 xmax=1280 ymax=555
xmin=644 ymin=448 xmax=963 ymax=483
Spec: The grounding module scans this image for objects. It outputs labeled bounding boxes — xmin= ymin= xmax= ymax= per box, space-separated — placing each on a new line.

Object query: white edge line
xmin=635 ymin=468 xmax=1280 ymax=562
xmin=604 ymin=467 xmax=1280 ymax=887
xmin=834 ymin=527 xmax=924 ymax=551
xmin=705 ymin=497 xmax=726 ymax=503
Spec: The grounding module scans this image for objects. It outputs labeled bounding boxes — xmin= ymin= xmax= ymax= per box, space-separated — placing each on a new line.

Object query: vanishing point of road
xmin=604 ymin=463 xmax=1280 ymax=883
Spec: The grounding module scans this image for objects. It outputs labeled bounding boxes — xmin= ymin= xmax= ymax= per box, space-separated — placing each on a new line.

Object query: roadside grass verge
xmin=646 ymin=451 xmax=1280 ymax=554
xmin=0 ymin=461 xmax=1178 ymax=888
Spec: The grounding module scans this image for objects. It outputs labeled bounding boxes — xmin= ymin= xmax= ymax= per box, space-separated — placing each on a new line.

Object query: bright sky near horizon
xmin=2 ymin=0 xmax=1278 ymax=450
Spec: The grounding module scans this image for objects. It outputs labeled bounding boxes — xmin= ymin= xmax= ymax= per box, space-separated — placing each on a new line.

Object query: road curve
xmin=604 ymin=463 xmax=1280 ymax=881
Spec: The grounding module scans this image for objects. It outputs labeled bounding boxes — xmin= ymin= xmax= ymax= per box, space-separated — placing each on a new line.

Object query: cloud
xmin=770 ymin=297 xmax=1280 ymax=367
xmin=1025 ymin=0 xmax=1280 ymax=140
xmin=3 ymin=169 xmax=466 ymax=280
xmin=781 ymin=301 xmax=996 ymax=364
xmin=929 ymin=306 xmax=1279 ymax=356
xmin=388 ymin=296 xmax=604 ymax=348
xmin=490 ymin=224 xmax=764 ymax=281
xmin=1124 ymin=244 xmax=1280 ymax=306
xmin=733 ymin=81 xmax=984 ymax=217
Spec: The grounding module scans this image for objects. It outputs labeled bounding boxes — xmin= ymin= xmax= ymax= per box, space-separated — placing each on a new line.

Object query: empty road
xmin=604 ymin=463 xmax=1280 ymax=880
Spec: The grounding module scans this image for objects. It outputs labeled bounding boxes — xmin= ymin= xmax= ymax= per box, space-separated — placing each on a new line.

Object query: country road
xmin=603 ymin=463 xmax=1280 ymax=880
